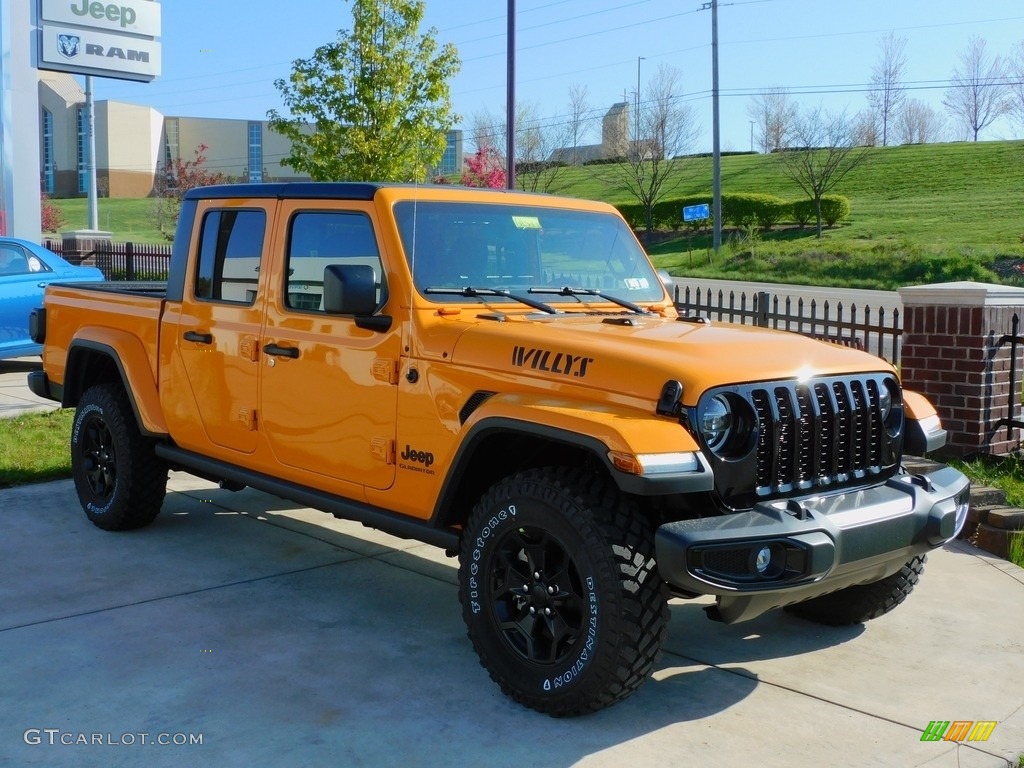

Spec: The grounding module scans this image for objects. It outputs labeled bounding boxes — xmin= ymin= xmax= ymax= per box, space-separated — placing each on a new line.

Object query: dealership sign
xmin=37 ymin=0 xmax=161 ymax=82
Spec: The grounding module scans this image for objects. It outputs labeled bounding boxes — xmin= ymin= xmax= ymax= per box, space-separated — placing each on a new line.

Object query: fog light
xmin=754 ymin=546 xmax=772 ymax=574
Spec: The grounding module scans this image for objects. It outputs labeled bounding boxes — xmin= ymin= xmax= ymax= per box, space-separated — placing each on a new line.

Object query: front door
xmin=259 ymin=203 xmax=400 ymax=490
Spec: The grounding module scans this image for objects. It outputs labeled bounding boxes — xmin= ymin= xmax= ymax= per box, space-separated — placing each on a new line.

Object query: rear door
xmin=174 ymin=203 xmax=271 ymax=454
xmin=258 ymin=202 xmax=400 ymax=490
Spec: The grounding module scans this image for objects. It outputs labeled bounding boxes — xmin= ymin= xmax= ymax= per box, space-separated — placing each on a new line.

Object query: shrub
xmin=820 ymin=195 xmax=851 ymax=227
xmin=789 ymin=196 xmax=852 ymax=228
xmin=613 ymin=203 xmax=645 ymax=229
xmin=720 ymin=193 xmax=786 ymax=229
xmin=791 ymin=199 xmax=815 ymax=228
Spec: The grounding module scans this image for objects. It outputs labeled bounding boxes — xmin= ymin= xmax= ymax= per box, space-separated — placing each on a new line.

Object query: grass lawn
xmin=0 ymin=409 xmax=73 ymax=488
xmin=47 ymin=197 xmax=168 ymax=244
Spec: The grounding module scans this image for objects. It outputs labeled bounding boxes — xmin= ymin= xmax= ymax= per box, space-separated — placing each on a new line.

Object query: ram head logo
xmin=57 ymin=34 xmax=81 ymax=59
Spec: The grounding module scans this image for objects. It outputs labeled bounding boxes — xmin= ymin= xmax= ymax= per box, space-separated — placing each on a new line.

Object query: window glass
xmin=194 ymin=209 xmax=266 ymax=303
xmin=394 ymin=201 xmax=664 ymax=304
xmin=285 ymin=211 xmax=385 ymax=312
xmin=0 ymin=244 xmax=40 ymax=275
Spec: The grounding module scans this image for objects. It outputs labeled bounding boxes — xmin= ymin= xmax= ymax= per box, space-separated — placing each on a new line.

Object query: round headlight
xmin=877 ymin=384 xmax=892 ymax=420
xmin=702 ymin=395 xmax=733 ymax=451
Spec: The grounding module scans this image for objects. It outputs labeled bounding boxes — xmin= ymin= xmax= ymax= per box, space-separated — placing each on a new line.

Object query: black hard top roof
xmin=183 ymin=182 xmax=383 ymax=201
xmin=181 ymin=182 xmax=540 ymax=202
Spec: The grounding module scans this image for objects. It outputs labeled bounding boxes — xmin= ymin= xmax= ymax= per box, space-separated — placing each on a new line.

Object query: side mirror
xmin=323 ymin=264 xmax=377 ymax=316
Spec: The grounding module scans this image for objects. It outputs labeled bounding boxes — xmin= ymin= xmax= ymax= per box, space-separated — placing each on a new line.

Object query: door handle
xmin=183 ymin=330 xmax=213 ymax=344
xmin=263 ymin=343 xmax=299 ymax=359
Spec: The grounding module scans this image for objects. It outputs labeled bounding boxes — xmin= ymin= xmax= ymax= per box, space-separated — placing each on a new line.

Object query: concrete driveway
xmin=1 ymin=472 xmax=1022 ymax=767
xmin=0 ymin=358 xmax=57 ymax=418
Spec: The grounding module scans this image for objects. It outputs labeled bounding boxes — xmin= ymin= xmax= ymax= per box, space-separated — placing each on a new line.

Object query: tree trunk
xmin=815 ymin=197 xmax=823 ymax=238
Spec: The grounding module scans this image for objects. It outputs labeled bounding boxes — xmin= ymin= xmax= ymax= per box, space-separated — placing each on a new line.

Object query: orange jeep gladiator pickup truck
xmin=28 ymin=183 xmax=970 ymax=716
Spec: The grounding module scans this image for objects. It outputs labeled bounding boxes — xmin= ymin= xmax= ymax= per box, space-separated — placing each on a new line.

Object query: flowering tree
xmin=41 ymin=194 xmax=65 ymax=233
xmin=155 ymin=144 xmax=224 ymax=240
xmin=460 ymin=147 xmax=506 ymax=189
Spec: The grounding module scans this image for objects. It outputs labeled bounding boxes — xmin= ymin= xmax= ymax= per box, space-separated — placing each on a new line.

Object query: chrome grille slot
xmin=752 ymin=390 xmax=773 ymax=490
xmin=794 ymin=385 xmax=815 ymax=487
xmin=773 ymin=386 xmax=795 ymax=490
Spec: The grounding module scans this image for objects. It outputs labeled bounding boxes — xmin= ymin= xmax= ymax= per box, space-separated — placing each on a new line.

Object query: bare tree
xmin=470 ymin=109 xmax=503 ymax=155
xmin=1009 ymin=40 xmax=1024 ymax=131
xmin=867 ymin=33 xmax=907 ymax=147
xmin=746 ymin=87 xmax=796 ymax=153
xmin=852 ymin=109 xmax=879 ymax=147
xmin=565 ymin=83 xmax=593 ymax=166
xmin=896 ymin=98 xmax=947 ymax=144
xmin=942 ymin=35 xmax=1010 ymax=141
xmin=777 ymin=107 xmax=870 ymax=238
xmin=514 ymin=102 xmax=571 ymax=194
xmin=602 ymin=63 xmax=699 ymax=242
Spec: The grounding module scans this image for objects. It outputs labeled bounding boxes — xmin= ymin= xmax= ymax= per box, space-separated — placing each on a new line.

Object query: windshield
xmin=393 ymin=201 xmax=665 ymax=306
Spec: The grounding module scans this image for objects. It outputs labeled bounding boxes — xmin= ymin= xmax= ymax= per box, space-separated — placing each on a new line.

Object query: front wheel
xmin=784 ymin=555 xmax=927 ymax=626
xmin=458 ymin=467 xmax=669 ymax=716
xmin=71 ymin=383 xmax=168 ymax=531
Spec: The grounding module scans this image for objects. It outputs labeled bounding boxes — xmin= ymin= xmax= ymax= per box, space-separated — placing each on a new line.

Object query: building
xmin=549 ymin=102 xmax=630 ymax=165
xmin=38 ymin=73 xmax=464 ymax=198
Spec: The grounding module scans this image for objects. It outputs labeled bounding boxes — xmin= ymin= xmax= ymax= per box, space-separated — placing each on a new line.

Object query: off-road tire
xmin=784 ymin=555 xmax=927 ymax=626
xmin=71 ymin=383 xmax=168 ymax=531
xmin=458 ymin=466 xmax=669 ymax=716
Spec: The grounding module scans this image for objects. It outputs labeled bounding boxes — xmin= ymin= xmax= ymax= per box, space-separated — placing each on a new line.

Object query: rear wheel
xmin=458 ymin=467 xmax=669 ymax=716
xmin=784 ymin=555 xmax=926 ymax=626
xmin=71 ymin=383 xmax=168 ymax=531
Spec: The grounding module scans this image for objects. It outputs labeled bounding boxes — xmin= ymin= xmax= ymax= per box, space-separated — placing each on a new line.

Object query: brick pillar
xmin=899 ymin=282 xmax=1024 ymax=457
xmin=60 ymin=229 xmax=112 ymax=265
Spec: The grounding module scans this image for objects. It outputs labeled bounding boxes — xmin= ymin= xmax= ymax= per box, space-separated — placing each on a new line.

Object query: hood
xmin=449 ymin=312 xmax=893 ymax=406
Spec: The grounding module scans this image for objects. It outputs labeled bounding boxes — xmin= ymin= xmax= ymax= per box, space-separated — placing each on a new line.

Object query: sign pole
xmin=85 ymin=75 xmax=98 ymax=231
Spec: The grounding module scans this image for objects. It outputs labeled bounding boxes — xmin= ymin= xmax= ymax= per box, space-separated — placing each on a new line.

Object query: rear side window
xmin=0 ymin=243 xmax=48 ymax=275
xmin=194 ymin=209 xmax=266 ymax=303
xmin=284 ymin=211 xmax=386 ymax=312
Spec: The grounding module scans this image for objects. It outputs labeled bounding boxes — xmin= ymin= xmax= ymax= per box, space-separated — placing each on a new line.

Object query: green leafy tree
xmin=268 ymin=0 xmax=459 ymax=182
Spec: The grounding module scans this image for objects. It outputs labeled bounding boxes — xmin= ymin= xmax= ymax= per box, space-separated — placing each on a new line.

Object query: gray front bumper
xmin=655 ymin=466 xmax=971 ymax=623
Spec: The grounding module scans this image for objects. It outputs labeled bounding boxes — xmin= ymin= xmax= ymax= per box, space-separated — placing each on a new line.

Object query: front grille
xmin=696 ymin=375 xmax=900 ymax=510
xmin=754 ymin=379 xmax=885 ymax=494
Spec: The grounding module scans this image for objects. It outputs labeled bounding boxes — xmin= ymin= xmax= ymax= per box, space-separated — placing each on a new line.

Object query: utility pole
xmin=749 ymin=120 xmax=754 ymax=153
xmin=699 ymin=1 xmax=722 ymax=252
xmin=635 ymin=56 xmax=644 ymax=147
xmin=710 ymin=0 xmax=721 ymax=253
xmin=506 ymin=0 xmax=516 ymax=190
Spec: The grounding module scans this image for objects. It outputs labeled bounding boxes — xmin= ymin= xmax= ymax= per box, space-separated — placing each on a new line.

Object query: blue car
xmin=0 ymin=237 xmax=104 ymax=359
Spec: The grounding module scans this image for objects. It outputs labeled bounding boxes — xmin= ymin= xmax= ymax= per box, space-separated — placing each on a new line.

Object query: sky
xmin=92 ymin=0 xmax=1024 ymax=156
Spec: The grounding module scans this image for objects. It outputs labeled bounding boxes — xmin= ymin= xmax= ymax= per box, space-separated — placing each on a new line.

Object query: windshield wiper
xmin=529 ymin=286 xmax=651 ymax=314
xmin=424 ymin=286 xmax=558 ymax=314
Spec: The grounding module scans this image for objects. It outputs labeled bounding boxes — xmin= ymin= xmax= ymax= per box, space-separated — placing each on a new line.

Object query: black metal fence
xmin=998 ymin=313 xmax=1024 ymax=441
xmin=674 ymin=285 xmax=903 ymax=365
xmin=45 ymin=240 xmax=172 ymax=281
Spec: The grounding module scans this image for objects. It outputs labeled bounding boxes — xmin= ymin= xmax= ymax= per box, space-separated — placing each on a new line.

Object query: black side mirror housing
xmin=323 ymin=264 xmax=377 ymax=316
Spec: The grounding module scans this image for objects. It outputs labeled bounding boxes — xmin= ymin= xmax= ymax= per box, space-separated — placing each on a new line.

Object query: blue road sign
xmin=682 ymin=203 xmax=710 ymax=222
